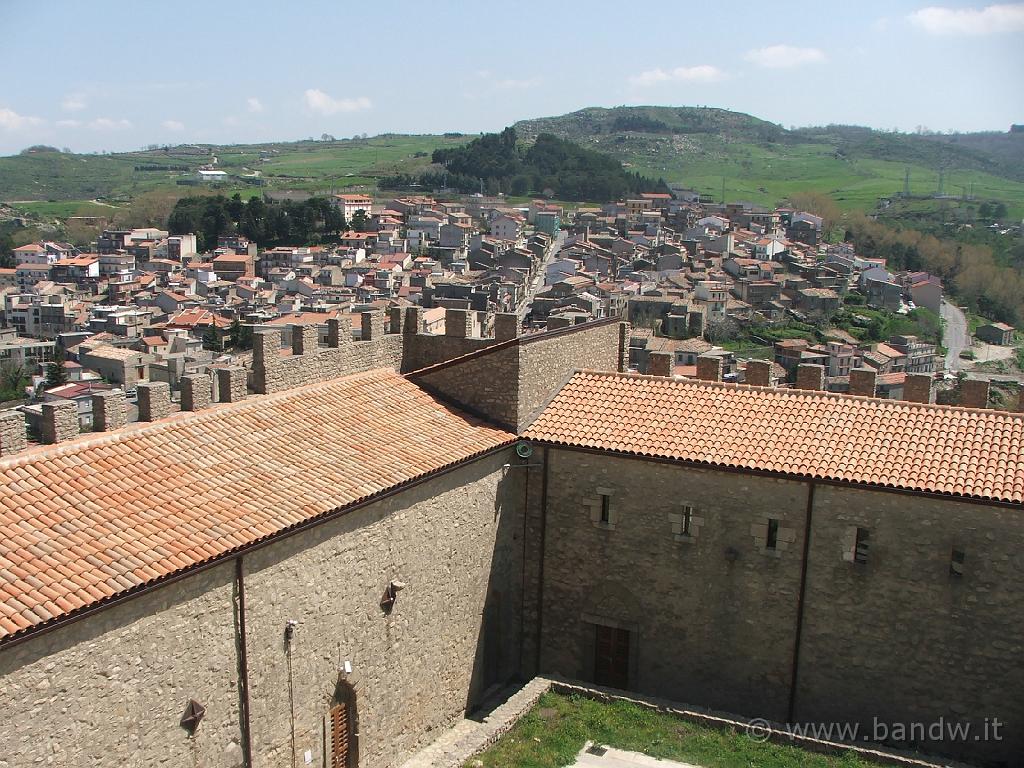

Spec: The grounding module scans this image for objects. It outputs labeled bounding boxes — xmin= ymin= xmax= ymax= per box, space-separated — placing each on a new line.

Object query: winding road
xmin=940 ymin=300 xmax=969 ymax=371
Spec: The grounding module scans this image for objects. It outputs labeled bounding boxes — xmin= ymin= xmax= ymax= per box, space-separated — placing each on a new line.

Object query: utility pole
xmin=903 ymin=167 xmax=911 ymax=198
xmin=721 ymin=176 xmax=726 ymax=204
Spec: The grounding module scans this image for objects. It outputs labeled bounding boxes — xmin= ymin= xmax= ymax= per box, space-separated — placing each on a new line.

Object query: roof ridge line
xmin=573 ymin=369 xmax=1024 ymax=419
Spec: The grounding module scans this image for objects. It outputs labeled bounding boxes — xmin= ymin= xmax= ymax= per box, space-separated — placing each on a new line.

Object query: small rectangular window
xmin=681 ymin=505 xmax=693 ymax=536
xmin=766 ymin=518 xmax=779 ymax=550
xmin=600 ymin=494 xmax=611 ymax=524
xmin=854 ymin=527 xmax=870 ymax=564
xmin=950 ymin=547 xmax=965 ymax=577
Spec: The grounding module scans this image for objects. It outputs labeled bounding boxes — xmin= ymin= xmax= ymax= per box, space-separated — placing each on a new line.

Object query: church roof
xmin=0 ymin=369 xmax=513 ymax=642
xmin=524 ymin=370 xmax=1024 ymax=505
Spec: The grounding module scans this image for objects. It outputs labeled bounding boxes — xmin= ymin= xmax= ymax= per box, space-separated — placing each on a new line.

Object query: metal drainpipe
xmin=787 ymin=481 xmax=815 ymax=725
xmin=236 ymin=556 xmax=254 ymax=768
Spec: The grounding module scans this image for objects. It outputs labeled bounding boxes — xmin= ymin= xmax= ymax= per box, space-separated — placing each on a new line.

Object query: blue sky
xmin=0 ymin=0 xmax=1022 ymax=155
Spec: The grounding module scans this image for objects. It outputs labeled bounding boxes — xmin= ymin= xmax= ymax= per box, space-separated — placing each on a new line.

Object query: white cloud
xmin=61 ymin=94 xmax=87 ymax=112
xmin=56 ymin=119 xmax=81 ymax=128
xmin=0 ymin=107 xmax=44 ymax=132
xmin=303 ymin=89 xmax=372 ymax=115
xmin=744 ymin=45 xmax=826 ymax=69
xmin=246 ymin=97 xmax=264 ymax=113
xmin=908 ymin=3 xmax=1024 ymax=35
xmin=89 ymin=117 xmax=133 ymax=131
xmin=628 ymin=65 xmax=725 ymax=87
xmin=162 ymin=120 xmax=185 ymax=131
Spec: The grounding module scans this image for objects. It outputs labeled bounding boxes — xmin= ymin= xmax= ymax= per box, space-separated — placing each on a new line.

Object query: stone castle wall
xmin=534 ymin=447 xmax=1024 ymax=764
xmin=0 ymin=450 xmax=525 ymax=768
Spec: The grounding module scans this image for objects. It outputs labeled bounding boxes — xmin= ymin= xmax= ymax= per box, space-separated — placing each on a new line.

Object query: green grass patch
xmin=469 ymin=692 xmax=884 ymax=768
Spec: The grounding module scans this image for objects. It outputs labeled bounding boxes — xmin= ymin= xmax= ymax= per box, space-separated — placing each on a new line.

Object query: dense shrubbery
xmin=382 ymin=127 xmax=664 ymax=201
xmin=168 ymin=194 xmax=346 ymax=250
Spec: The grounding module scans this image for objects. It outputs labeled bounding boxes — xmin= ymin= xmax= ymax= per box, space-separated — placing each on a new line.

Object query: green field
xmin=469 ymin=691 xmax=887 ymax=768
xmin=0 ymin=135 xmax=466 ymax=204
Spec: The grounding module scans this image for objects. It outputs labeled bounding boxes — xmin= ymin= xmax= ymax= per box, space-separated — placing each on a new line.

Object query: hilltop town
xmin=1 ymin=186 xmax=1020 ymax=440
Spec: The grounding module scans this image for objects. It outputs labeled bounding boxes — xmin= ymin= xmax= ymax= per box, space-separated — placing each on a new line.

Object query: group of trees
xmin=382 ymin=127 xmax=665 ymax=201
xmin=845 ymin=213 xmax=1023 ymax=326
xmin=168 ymin=194 xmax=348 ymax=251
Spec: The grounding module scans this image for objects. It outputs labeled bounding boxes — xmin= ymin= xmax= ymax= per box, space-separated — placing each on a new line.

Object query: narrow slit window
xmin=681 ymin=506 xmax=693 ymax=536
xmin=766 ymin=518 xmax=779 ymax=550
xmin=950 ymin=547 xmax=965 ymax=577
xmin=854 ymin=527 xmax=870 ymax=564
xmin=600 ymin=494 xmax=611 ymax=524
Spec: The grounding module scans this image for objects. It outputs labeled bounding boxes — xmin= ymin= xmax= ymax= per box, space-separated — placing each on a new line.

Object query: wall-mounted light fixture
xmin=180 ymin=699 xmax=206 ymax=734
xmin=380 ymin=580 xmax=406 ymax=614
xmin=284 ymin=618 xmax=298 ymax=642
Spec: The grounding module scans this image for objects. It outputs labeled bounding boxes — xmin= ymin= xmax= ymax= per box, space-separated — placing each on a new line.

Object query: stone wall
xmin=795 ymin=484 xmax=1024 ymax=764
xmin=0 ymin=450 xmax=525 ymax=768
xmin=0 ymin=410 xmax=27 ymax=455
xmin=537 ymin=449 xmax=805 ymax=721
xmin=242 ymin=450 xmax=524 ymax=768
xmin=533 ymin=447 xmax=1024 ymax=764
xmin=409 ymin=319 xmax=627 ymax=432
xmin=0 ymin=563 xmax=243 ymax=767
xmin=41 ymin=400 xmax=79 ymax=444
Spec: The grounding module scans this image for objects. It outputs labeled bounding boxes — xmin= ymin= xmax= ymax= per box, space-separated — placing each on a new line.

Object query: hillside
xmin=513 ymin=107 xmax=1024 ymax=216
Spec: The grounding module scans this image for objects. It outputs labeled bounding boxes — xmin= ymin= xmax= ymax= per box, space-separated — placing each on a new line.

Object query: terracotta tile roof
xmin=0 ymin=369 xmax=513 ymax=642
xmin=524 ymin=371 xmax=1024 ymax=504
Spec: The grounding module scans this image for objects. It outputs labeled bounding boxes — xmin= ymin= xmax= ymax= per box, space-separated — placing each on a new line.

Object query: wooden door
xmin=594 ymin=625 xmax=630 ymax=689
xmin=329 ymin=701 xmax=350 ymax=768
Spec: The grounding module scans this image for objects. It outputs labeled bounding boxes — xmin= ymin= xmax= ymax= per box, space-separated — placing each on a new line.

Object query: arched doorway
xmin=327 ymin=679 xmax=358 ymax=768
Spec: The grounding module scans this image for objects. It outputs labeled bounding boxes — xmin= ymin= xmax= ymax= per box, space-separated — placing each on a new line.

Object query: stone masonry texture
xmin=91 ymin=390 xmax=127 ymax=431
xmin=745 ymin=359 xmax=773 ymax=387
xmin=493 ymin=313 xmax=520 ymax=342
xmin=849 ymin=368 xmax=877 ymax=397
xmin=180 ymin=373 xmax=213 ymax=412
xmin=695 ymin=355 xmax=723 ymax=382
xmin=535 ymin=447 xmax=1024 ymax=764
xmin=137 ymin=381 xmax=172 ymax=421
xmin=41 ymin=400 xmax=78 ymax=444
xmin=217 ymin=366 xmax=248 ymax=403
xmin=0 ymin=450 xmax=527 ymax=768
xmin=902 ymin=373 xmax=934 ymax=404
xmin=0 ymin=411 xmax=27 ymax=455
xmin=647 ymin=351 xmax=672 ymax=377
xmin=795 ymin=363 xmax=825 ymax=391
xmin=960 ymin=378 xmax=989 ymax=409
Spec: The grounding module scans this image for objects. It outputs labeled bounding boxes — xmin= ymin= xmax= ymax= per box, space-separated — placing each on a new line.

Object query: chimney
xmin=361 ymin=310 xmax=384 ymax=341
xmin=959 ymin=378 xmax=990 ymax=409
xmin=327 ymin=316 xmax=351 ymax=348
xmin=849 ymin=368 xmax=877 ymax=398
xmin=216 ymin=366 xmax=248 ymax=403
xmin=794 ymin=364 xmax=825 ymax=391
xmin=91 ymin=390 xmax=127 ymax=431
xmin=546 ymin=316 xmax=572 ymax=331
xmin=291 ymin=323 xmax=318 ymax=356
xmin=444 ymin=308 xmax=473 ymax=338
xmin=903 ymin=373 xmax=935 ymax=404
xmin=493 ymin=312 xmax=520 ymax=342
xmin=388 ymin=306 xmax=405 ymax=335
xmin=745 ymin=360 xmax=774 ymax=387
xmin=403 ymin=306 xmax=423 ymax=335
xmin=648 ymin=351 xmax=673 ymax=377
xmin=41 ymin=400 xmax=79 ymax=444
xmin=0 ymin=411 xmax=27 ymax=455
xmin=137 ymin=381 xmax=172 ymax=422
xmin=696 ymin=355 xmax=723 ymax=382
xmin=180 ymin=373 xmax=212 ymax=412
xmin=617 ymin=322 xmax=630 ymax=373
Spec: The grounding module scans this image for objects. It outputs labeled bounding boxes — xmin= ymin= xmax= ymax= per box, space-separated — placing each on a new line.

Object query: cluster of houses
xmin=0 ymin=194 xmax=564 ymax=432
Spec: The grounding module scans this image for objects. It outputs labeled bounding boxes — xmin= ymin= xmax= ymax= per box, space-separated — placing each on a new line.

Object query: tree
xmin=202 ymin=326 xmax=221 ymax=352
xmin=350 ymin=209 xmax=369 ymax=232
xmin=44 ymin=346 xmax=69 ymax=390
xmin=228 ymin=318 xmax=253 ymax=351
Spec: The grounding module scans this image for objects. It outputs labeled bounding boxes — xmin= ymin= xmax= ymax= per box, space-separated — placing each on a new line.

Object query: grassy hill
xmin=2 ymin=106 xmax=1023 ymax=220
xmin=513 ymin=107 xmax=1024 ymax=217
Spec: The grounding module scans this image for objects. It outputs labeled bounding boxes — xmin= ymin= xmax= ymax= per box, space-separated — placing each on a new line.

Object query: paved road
xmin=519 ymin=230 xmax=567 ymax=320
xmin=940 ymin=300 xmax=969 ymax=371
